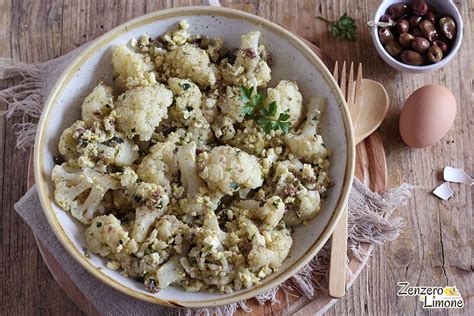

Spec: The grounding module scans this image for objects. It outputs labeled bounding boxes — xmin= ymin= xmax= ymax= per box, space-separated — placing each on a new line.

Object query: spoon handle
xmin=329 ymin=209 xmax=348 ymax=298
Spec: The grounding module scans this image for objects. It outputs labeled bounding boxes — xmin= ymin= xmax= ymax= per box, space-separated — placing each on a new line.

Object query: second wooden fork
xmin=328 ymin=61 xmax=363 ymax=298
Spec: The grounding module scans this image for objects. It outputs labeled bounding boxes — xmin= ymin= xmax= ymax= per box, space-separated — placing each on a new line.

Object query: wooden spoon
xmin=355 ymin=79 xmax=389 ymax=144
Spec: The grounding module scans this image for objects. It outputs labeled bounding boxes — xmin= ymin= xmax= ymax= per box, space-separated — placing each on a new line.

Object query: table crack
xmin=437 ymin=214 xmax=449 ymax=285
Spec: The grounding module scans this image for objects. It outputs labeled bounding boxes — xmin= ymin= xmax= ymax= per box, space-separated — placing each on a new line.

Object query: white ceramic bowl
xmin=371 ymin=0 xmax=463 ymax=73
xmin=34 ymin=6 xmax=354 ymax=308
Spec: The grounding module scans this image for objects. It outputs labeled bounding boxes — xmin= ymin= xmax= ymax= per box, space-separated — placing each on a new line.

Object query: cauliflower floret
xmin=115 ymin=84 xmax=173 ymax=141
xmin=236 ymin=196 xmax=285 ymax=230
xmin=155 ymin=215 xmax=187 ymax=241
xmin=139 ymin=253 xmax=165 ymax=275
xmin=85 ymin=215 xmax=129 ymax=256
xmin=136 ymin=141 xmax=179 ymax=193
xmin=164 ymin=43 xmax=216 ymax=88
xmin=297 ymin=189 xmax=321 ymax=220
xmin=177 ymin=209 xmax=230 ymax=289
xmin=119 ymin=166 xmax=139 ymax=187
xmin=167 ymin=78 xmax=206 ymax=126
xmin=108 ymin=134 xmax=139 ymax=167
xmin=152 ymin=255 xmax=186 ymax=288
xmin=52 ymin=163 xmax=119 ymax=224
xmin=217 ymin=86 xmax=246 ymax=123
xmin=265 ymin=80 xmax=303 ymax=127
xmin=239 ymin=217 xmax=292 ymax=269
xmin=272 ymin=160 xmax=323 ymax=226
xmin=202 ymin=208 xmax=227 ymax=248
xmin=261 ymin=147 xmax=279 ymax=176
xmin=67 ymin=123 xmax=138 ymax=169
xmin=131 ymin=182 xmax=170 ymax=242
xmin=58 ymin=120 xmax=86 ymax=161
xmin=284 ymin=188 xmax=322 ymax=226
xmin=111 ymin=44 xmax=156 ymax=89
xmin=89 ymin=133 xmax=139 ymax=167
xmin=221 ymin=31 xmax=271 ymax=88
xmin=185 ymin=121 xmax=214 ymax=146
xmin=211 ymin=115 xmax=235 ymax=141
xmin=201 ymin=95 xmax=219 ymax=125
xmin=284 ymin=97 xmax=330 ymax=164
xmin=177 ymin=142 xmax=206 ymax=198
xmin=257 ymin=229 xmax=292 ymax=269
xmin=81 ymin=82 xmax=114 ymax=126
xmin=197 ymin=145 xmax=263 ymax=195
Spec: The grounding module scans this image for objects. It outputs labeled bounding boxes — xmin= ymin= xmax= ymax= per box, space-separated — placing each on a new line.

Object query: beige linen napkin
xmin=3 ymin=10 xmax=413 ymax=316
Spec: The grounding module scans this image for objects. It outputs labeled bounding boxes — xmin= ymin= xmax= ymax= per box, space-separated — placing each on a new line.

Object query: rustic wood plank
xmin=1 ymin=0 xmax=473 ymax=315
xmin=1 ymin=0 xmax=83 ymax=314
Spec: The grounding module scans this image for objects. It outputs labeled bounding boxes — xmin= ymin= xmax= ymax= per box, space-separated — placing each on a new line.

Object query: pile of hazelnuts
xmin=378 ymin=0 xmax=457 ymax=66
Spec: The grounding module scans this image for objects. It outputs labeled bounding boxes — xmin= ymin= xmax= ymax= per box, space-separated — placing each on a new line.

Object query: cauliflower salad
xmin=51 ymin=21 xmax=332 ymax=294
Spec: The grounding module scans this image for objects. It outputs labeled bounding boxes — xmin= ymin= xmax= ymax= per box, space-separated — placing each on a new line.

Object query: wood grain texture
xmin=1 ymin=0 xmax=473 ymax=315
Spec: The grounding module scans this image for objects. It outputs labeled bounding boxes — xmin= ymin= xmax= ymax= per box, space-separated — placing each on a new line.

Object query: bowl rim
xmin=371 ymin=0 xmax=464 ymax=71
xmin=34 ymin=5 xmax=355 ymax=308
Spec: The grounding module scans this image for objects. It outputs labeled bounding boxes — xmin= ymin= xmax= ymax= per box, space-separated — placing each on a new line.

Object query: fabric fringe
xmin=0 ymin=58 xmax=46 ymax=150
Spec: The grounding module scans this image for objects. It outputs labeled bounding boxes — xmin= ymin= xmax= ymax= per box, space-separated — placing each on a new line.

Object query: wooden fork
xmin=328 ymin=61 xmax=363 ymax=298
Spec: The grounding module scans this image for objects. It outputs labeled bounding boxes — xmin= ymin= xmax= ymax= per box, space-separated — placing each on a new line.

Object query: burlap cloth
xmin=1 ymin=3 xmax=414 ymax=315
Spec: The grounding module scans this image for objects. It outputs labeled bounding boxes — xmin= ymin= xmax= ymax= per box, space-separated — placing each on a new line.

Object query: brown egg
xmin=399 ymin=85 xmax=456 ymax=148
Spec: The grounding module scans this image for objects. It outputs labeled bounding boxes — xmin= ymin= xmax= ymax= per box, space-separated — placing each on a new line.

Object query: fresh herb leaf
xmin=278 ymin=112 xmax=290 ymax=121
xmin=240 ymin=86 xmax=253 ymax=103
xmin=318 ymin=13 xmax=357 ymax=42
xmin=239 ymin=86 xmax=291 ymax=134
xmin=242 ymin=104 xmax=255 ymax=116
xmin=279 ymin=121 xmax=290 ymax=134
xmin=251 ymin=93 xmax=264 ymax=108
xmin=268 ymin=101 xmax=278 ymax=116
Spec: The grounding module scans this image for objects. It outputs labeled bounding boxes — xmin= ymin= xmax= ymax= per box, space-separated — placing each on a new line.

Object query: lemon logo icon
xmin=444 ymin=287 xmax=459 ymax=297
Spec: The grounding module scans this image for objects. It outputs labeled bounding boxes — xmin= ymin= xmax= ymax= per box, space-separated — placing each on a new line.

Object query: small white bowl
xmin=34 ymin=6 xmax=355 ymax=308
xmin=371 ymin=0 xmax=463 ymax=73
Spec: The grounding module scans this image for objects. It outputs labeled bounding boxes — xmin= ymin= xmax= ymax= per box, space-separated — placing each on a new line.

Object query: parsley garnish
xmin=240 ymin=86 xmax=291 ymax=134
xmin=180 ymin=83 xmax=191 ymax=91
xmin=318 ymin=13 xmax=357 ymax=42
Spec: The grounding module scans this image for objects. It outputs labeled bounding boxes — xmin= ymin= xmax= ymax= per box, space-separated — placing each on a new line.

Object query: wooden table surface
xmin=0 ymin=0 xmax=472 ymax=315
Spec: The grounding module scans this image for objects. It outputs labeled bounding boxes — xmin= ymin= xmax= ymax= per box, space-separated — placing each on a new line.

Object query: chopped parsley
xmin=180 ymin=83 xmax=192 ymax=91
xmin=240 ymin=86 xmax=291 ymax=134
xmin=156 ymin=200 xmax=164 ymax=209
xmin=229 ymin=182 xmax=240 ymax=190
xmin=185 ymin=105 xmax=194 ymax=112
xmin=96 ymin=222 xmax=102 ymax=228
